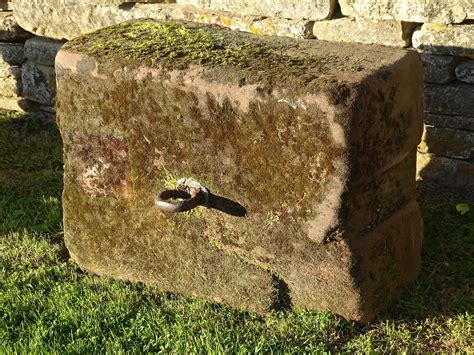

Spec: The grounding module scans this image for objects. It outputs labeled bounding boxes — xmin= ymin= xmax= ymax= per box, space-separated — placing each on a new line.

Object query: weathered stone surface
xmin=0 ymin=43 xmax=25 ymax=65
xmin=0 ymin=12 xmax=32 ymax=42
xmin=425 ymin=113 xmax=474 ymax=131
xmin=340 ymin=0 xmax=473 ymax=24
xmin=25 ymin=36 xmax=66 ymax=66
xmin=0 ymin=62 xmax=20 ymax=78
xmin=56 ymin=20 xmax=423 ymax=322
xmin=0 ymin=96 xmax=25 ymax=111
xmin=171 ymin=7 xmax=315 ymax=39
xmin=313 ymin=18 xmax=417 ymax=47
xmin=0 ymin=75 xmax=21 ymax=97
xmin=12 ymin=1 xmax=315 ymax=40
xmin=419 ymin=125 xmax=474 ymax=160
xmin=424 ymin=83 xmax=474 ymax=117
xmin=413 ymin=23 xmax=474 ymax=56
xmin=455 ymin=60 xmax=474 ymax=83
xmin=421 ymin=54 xmax=458 ymax=84
xmin=12 ymin=0 xmax=144 ymax=39
xmin=21 ymin=61 xmax=56 ymax=105
xmin=176 ymin=0 xmax=336 ymax=20
xmin=0 ymin=47 xmax=22 ymax=98
xmin=417 ymin=153 xmax=474 ymax=189
xmin=0 ymin=2 xmax=11 ymax=11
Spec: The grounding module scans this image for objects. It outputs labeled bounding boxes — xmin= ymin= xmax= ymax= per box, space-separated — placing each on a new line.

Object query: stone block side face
xmin=176 ymin=0 xmax=336 ymax=20
xmin=340 ymin=0 xmax=473 ymax=24
xmin=350 ymin=199 xmax=423 ymax=323
xmin=348 ymin=51 xmax=424 ymax=182
xmin=56 ymin=21 xmax=423 ymax=322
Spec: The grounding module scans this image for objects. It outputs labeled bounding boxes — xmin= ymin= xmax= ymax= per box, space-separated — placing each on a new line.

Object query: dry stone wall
xmin=0 ymin=0 xmax=473 ymax=190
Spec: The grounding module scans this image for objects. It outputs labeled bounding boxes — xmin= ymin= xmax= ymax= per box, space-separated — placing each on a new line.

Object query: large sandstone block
xmin=56 ymin=20 xmax=424 ymax=322
xmin=340 ymin=0 xmax=474 ymax=24
xmin=176 ymin=0 xmax=336 ymax=20
xmin=12 ymin=0 xmax=314 ymax=40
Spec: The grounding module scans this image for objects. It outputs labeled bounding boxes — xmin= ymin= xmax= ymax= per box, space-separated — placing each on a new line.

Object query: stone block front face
xmin=56 ymin=20 xmax=424 ymax=322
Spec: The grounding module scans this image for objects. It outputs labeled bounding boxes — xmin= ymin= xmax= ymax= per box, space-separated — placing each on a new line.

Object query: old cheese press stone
xmin=56 ymin=20 xmax=424 ymax=322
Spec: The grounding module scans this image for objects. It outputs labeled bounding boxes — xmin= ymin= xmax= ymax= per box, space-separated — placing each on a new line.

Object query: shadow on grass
xmin=385 ymin=181 xmax=473 ymax=320
xmin=0 ymin=110 xmax=472 ymax=351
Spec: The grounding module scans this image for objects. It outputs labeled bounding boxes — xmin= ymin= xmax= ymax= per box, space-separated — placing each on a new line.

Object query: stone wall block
xmin=169 ymin=6 xmax=314 ymax=39
xmin=413 ymin=23 xmax=474 ymax=56
xmin=12 ymin=1 xmax=315 ymax=40
xmin=425 ymin=113 xmax=474 ymax=131
xmin=340 ymin=0 xmax=473 ymax=24
xmin=21 ymin=60 xmax=56 ymax=105
xmin=455 ymin=60 xmax=474 ymax=83
xmin=419 ymin=125 xmax=474 ymax=160
xmin=176 ymin=0 xmax=337 ymax=20
xmin=417 ymin=153 xmax=474 ymax=189
xmin=424 ymin=83 xmax=474 ymax=117
xmin=25 ymin=36 xmax=66 ymax=66
xmin=0 ymin=42 xmax=25 ymax=65
xmin=0 ymin=12 xmax=32 ymax=42
xmin=421 ymin=54 xmax=458 ymax=84
xmin=313 ymin=17 xmax=417 ymax=47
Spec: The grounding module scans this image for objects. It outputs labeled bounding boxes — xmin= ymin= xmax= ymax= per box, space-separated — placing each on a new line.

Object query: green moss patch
xmin=64 ymin=20 xmax=324 ymax=73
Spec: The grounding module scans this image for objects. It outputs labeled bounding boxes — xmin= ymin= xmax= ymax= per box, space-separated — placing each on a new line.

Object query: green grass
xmin=1 ymin=109 xmax=473 ymax=353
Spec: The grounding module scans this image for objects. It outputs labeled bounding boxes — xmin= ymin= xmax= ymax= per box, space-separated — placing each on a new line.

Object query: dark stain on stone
xmin=71 ymin=134 xmax=132 ymax=199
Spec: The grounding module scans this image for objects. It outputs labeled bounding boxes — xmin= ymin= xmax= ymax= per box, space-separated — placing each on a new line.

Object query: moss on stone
xmin=64 ymin=20 xmax=324 ymax=75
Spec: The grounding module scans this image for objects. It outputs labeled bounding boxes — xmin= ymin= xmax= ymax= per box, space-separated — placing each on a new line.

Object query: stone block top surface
xmin=62 ymin=19 xmax=410 ymax=83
